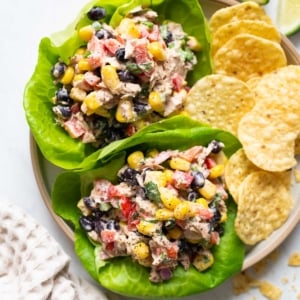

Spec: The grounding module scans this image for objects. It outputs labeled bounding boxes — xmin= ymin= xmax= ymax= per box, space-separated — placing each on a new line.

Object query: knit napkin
xmin=0 ymin=202 xmax=112 ymax=300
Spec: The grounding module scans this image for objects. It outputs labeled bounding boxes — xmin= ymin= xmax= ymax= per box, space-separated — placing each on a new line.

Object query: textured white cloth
xmin=0 ymin=202 xmax=110 ymax=300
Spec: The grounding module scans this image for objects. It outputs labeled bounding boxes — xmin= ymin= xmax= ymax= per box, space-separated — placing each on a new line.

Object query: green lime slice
xmin=240 ymin=0 xmax=270 ymax=5
xmin=276 ymin=0 xmax=300 ymax=36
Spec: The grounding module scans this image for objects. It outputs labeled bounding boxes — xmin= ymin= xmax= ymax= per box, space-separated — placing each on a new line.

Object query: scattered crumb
xmin=294 ymin=168 xmax=300 ymax=182
xmin=258 ymin=281 xmax=282 ymax=300
xmin=288 ymin=252 xmax=300 ymax=266
xmin=232 ymin=272 xmax=253 ymax=295
xmin=232 ymin=272 xmax=281 ymax=300
xmin=281 ymin=277 xmax=289 ymax=285
xmin=297 ymin=293 xmax=300 ymax=299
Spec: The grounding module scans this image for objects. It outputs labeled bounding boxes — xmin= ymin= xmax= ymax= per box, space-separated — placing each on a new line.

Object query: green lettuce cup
xmin=51 ymin=121 xmax=245 ymax=298
xmin=23 ymin=0 xmax=212 ymax=170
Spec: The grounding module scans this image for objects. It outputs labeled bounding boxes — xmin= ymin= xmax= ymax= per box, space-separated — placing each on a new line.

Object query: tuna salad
xmin=77 ymin=140 xmax=229 ymax=283
xmin=51 ymin=6 xmax=200 ymax=148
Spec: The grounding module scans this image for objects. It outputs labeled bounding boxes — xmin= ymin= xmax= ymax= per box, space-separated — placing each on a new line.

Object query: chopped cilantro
xmin=145 ymin=181 xmax=161 ymax=203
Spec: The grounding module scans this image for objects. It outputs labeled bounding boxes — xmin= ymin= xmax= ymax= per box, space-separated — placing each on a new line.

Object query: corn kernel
xmin=148 ymin=41 xmax=166 ymax=61
xmin=187 ymin=36 xmax=202 ymax=51
xmin=70 ymin=87 xmax=86 ymax=102
xmin=147 ymin=149 xmax=159 ymax=158
xmin=173 ymin=201 xmax=194 ymax=220
xmin=211 ymin=151 xmax=228 ymax=165
xmin=127 ymin=151 xmax=144 ymax=169
xmin=199 ymin=180 xmax=217 ymax=200
xmin=192 ymin=251 xmax=214 ymax=271
xmin=220 ymin=211 xmax=227 ymax=223
xmin=155 ymin=208 xmax=174 ymax=221
xmin=84 ymin=92 xmax=100 ymax=111
xmin=117 ymin=18 xmax=140 ymax=38
xmin=195 ymin=198 xmax=209 ymax=209
xmin=167 ymin=226 xmax=183 ymax=240
xmin=101 ymin=65 xmax=121 ymax=93
xmin=60 ymin=66 xmax=74 ymax=85
xmin=163 ymin=169 xmax=174 ymax=184
xmin=78 ymin=58 xmax=92 ymax=71
xmin=159 ymin=187 xmax=181 ymax=210
xmin=144 ymin=171 xmax=167 ymax=187
xmin=136 ymin=220 xmax=159 ymax=236
xmin=169 ymin=157 xmax=191 ymax=171
xmin=115 ymin=99 xmax=136 ymax=123
xmin=208 ymin=164 xmax=225 ymax=179
xmin=78 ymin=25 xmax=94 ymax=42
xmin=75 ymin=47 xmax=87 ymax=55
xmin=148 ymin=91 xmax=164 ymax=113
xmin=132 ymin=242 xmax=150 ymax=260
xmin=72 ymin=73 xmax=84 ymax=84
xmin=94 ymin=106 xmax=111 ymax=118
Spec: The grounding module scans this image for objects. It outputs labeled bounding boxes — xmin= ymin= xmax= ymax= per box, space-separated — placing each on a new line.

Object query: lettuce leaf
xmin=23 ymin=0 xmax=212 ymax=170
xmin=51 ymin=124 xmax=245 ymax=298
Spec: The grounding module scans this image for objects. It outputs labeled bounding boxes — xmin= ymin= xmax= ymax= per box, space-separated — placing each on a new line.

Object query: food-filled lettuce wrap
xmin=51 ymin=119 xmax=245 ymax=298
xmin=23 ymin=0 xmax=212 ymax=170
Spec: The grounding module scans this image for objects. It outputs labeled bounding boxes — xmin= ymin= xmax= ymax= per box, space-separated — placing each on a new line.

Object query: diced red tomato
xmin=166 ymin=245 xmax=178 ymax=259
xmin=120 ymin=196 xmax=136 ymax=220
xmin=172 ymin=73 xmax=184 ymax=92
xmin=125 ymin=124 xmax=136 ymax=137
xmin=105 ymin=242 xmax=115 ymax=252
xmin=134 ymin=41 xmax=151 ymax=64
xmin=101 ymin=230 xmax=116 ymax=243
xmin=173 ymin=170 xmax=194 ymax=189
xmin=70 ymin=103 xmax=81 ymax=114
xmin=108 ymin=185 xmax=124 ymax=198
xmin=103 ymin=38 xmax=122 ymax=55
xmin=204 ymin=157 xmax=216 ymax=169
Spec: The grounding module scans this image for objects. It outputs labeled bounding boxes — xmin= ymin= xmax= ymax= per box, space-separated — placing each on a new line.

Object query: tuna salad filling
xmin=77 ymin=140 xmax=229 ymax=283
xmin=51 ymin=6 xmax=199 ymax=148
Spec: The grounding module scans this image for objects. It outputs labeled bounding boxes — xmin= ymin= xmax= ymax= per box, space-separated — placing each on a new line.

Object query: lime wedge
xmin=276 ymin=0 xmax=300 ymax=36
xmin=240 ymin=0 xmax=269 ymax=5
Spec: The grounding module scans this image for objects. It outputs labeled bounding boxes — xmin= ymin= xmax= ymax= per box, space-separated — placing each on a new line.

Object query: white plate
xmin=29 ymin=0 xmax=300 ymax=285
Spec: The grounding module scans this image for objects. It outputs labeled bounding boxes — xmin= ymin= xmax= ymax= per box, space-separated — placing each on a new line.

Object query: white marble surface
xmin=0 ymin=0 xmax=300 ymax=299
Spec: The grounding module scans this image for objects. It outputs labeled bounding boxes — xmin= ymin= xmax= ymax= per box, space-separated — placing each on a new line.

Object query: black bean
xmin=187 ymin=190 xmax=200 ymax=202
xmin=95 ymin=29 xmax=111 ymax=39
xmin=83 ymin=197 xmax=97 ymax=210
xmin=117 ymin=70 xmax=137 ymax=83
xmin=87 ymin=6 xmax=106 ymax=21
xmin=55 ymin=88 xmax=72 ymax=106
xmin=163 ymin=31 xmax=173 ymax=44
xmin=191 ymin=171 xmax=205 ymax=189
xmin=118 ymin=167 xmax=139 ymax=185
xmin=94 ymin=219 xmax=107 ymax=233
xmin=106 ymin=220 xmax=120 ymax=230
xmin=53 ymin=105 xmax=72 ymax=119
xmin=133 ymin=101 xmax=150 ymax=115
xmin=209 ymin=140 xmax=224 ymax=154
xmin=79 ymin=216 xmax=94 ymax=232
xmin=115 ymin=48 xmax=127 ymax=62
xmin=51 ymin=62 xmax=66 ymax=79
xmin=164 ymin=219 xmax=176 ymax=231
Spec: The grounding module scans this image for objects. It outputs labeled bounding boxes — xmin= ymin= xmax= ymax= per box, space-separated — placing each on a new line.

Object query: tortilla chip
xmin=235 ymin=171 xmax=292 ymax=245
xmin=214 ymin=34 xmax=287 ymax=82
xmin=211 ymin=20 xmax=281 ymax=56
xmin=209 ymin=1 xmax=273 ymax=33
xmin=184 ymin=74 xmax=255 ymax=136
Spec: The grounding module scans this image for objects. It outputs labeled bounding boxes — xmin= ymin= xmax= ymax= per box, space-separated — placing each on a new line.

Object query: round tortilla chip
xmin=224 ymin=149 xmax=259 ymax=203
xmin=214 ymin=34 xmax=287 ymax=82
xmin=238 ymin=65 xmax=300 ymax=171
xmin=211 ymin=20 xmax=281 ymax=56
xmin=238 ymin=99 xmax=300 ymax=172
xmin=183 ymin=74 xmax=255 ymax=136
xmin=209 ymin=1 xmax=273 ymax=33
xmin=235 ymin=170 xmax=292 ymax=245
